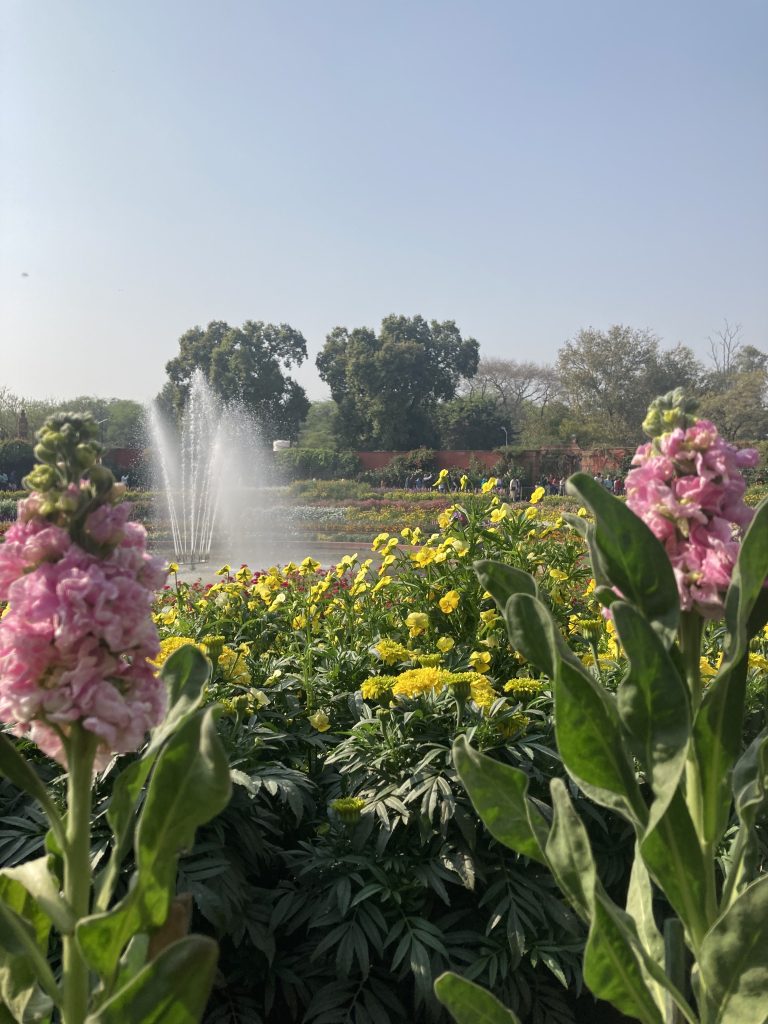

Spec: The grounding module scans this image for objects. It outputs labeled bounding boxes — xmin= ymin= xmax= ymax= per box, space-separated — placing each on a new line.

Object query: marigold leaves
xmin=0 ymin=734 xmax=65 ymax=849
xmin=696 ymin=875 xmax=768 ymax=1024
xmin=434 ymin=971 xmax=523 ymax=1024
xmin=566 ymin=472 xmax=679 ymax=644
xmin=452 ymin=735 xmax=548 ymax=863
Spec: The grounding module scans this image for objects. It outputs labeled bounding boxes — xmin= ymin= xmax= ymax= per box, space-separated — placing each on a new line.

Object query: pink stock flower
xmin=0 ymin=496 xmax=167 ymax=766
xmin=626 ymin=420 xmax=757 ymax=617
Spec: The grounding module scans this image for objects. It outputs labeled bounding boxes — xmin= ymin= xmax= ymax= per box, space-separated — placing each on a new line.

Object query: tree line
xmin=2 ymin=317 xmax=766 ymax=462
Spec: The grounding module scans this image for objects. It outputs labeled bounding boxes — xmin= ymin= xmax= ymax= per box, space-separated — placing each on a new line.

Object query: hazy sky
xmin=1 ymin=0 xmax=766 ymax=404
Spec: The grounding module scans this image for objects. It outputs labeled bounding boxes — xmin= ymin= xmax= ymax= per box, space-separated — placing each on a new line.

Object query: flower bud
xmin=330 ymin=797 xmax=366 ymax=825
xmin=642 ymin=388 xmax=698 ymax=439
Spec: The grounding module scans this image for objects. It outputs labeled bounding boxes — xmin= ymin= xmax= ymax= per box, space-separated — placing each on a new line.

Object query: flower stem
xmin=61 ymin=725 xmax=97 ymax=1024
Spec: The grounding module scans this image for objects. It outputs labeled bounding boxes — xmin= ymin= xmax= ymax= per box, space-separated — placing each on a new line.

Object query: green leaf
xmin=625 ymin=846 xmax=663 ymax=967
xmin=583 ymin=894 xmax=664 ymax=1024
xmin=1 ymin=857 xmax=74 ymax=934
xmin=504 ymin=593 xmax=647 ymax=825
xmin=452 ymin=736 xmax=548 ymax=863
xmin=724 ymin=496 xmax=768 ymax=657
xmin=94 ymin=646 xmax=211 ymax=911
xmin=473 ymin=560 xmax=537 ymax=611
xmin=733 ymin=726 xmax=768 ymax=819
xmin=77 ymin=707 xmax=231 ymax=979
xmin=501 ymin=592 xmax=556 ymax=679
xmin=639 ymin=788 xmax=710 ymax=948
xmin=0 ymin=875 xmax=58 ymax=1019
xmin=434 ymin=972 xmax=522 ymax=1024
xmin=692 ymin=654 xmax=749 ymax=846
xmin=0 ymin=734 xmax=65 ymax=848
xmin=612 ymin=601 xmax=690 ymax=812
xmin=566 ymin=473 xmax=679 ymax=643
xmin=84 ymin=935 xmax=218 ymax=1024
xmin=544 ymin=779 xmax=595 ymax=922
xmin=697 ymin=875 xmax=768 ymax=1024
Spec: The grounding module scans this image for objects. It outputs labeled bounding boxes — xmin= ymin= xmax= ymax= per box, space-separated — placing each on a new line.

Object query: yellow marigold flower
xmin=438 ymin=590 xmax=460 ymax=614
xmin=361 ymin=676 xmax=396 ymax=700
xmin=201 ymin=634 xmax=226 ymax=659
xmin=503 ymin=678 xmax=543 ymax=698
xmin=468 ymin=651 xmax=492 ymax=673
xmin=331 ymin=796 xmax=366 ymax=824
xmin=436 ymin=636 xmax=455 ymax=653
xmin=309 ymin=710 xmax=331 ymax=732
xmin=530 ymin=486 xmax=546 ymax=504
xmin=481 ymin=477 xmax=498 ymax=494
xmin=151 ymin=636 xmax=205 ymax=668
xmin=392 ymin=667 xmax=445 ymax=699
xmin=497 ymin=711 xmax=531 ymax=738
xmin=373 ymin=638 xmax=412 ymax=665
xmin=748 ymin=652 xmax=768 ymax=673
xmin=218 ymin=646 xmax=251 ymax=686
xmin=415 ymin=653 xmax=442 ymax=666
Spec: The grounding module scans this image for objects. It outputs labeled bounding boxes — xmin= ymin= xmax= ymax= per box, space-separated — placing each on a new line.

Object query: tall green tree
xmin=161 ymin=320 xmax=310 ymax=440
xmin=316 ymin=315 xmax=479 ymax=449
xmin=556 ymin=326 xmax=704 ymax=444
xmin=436 ymin=395 xmax=511 ymax=449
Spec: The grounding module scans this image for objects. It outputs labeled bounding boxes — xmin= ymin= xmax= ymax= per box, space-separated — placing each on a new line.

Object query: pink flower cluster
xmin=0 ymin=499 xmax=168 ymax=766
xmin=626 ymin=420 xmax=758 ymax=617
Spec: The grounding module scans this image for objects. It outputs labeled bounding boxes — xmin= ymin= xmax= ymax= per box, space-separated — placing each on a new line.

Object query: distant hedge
xmin=0 ymin=440 xmax=34 ymax=482
xmin=274 ymin=448 xmax=360 ymax=481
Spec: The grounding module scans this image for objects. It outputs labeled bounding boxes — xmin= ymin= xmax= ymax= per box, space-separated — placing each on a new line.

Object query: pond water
xmin=154 ymin=536 xmax=383 ymax=585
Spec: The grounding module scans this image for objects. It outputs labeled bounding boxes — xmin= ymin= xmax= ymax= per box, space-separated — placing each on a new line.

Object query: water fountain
xmin=148 ymin=370 xmax=271 ymax=568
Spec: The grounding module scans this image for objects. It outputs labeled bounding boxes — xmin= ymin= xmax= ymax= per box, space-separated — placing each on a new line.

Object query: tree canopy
xmin=556 ymin=326 xmax=704 ymax=445
xmin=316 ymin=315 xmax=479 ymax=450
xmin=161 ymin=320 xmax=310 ymax=440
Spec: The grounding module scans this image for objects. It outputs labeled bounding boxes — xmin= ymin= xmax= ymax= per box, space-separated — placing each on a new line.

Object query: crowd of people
xmin=399 ymin=470 xmax=624 ymax=500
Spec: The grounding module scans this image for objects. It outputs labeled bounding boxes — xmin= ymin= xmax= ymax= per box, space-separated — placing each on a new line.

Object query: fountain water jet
xmin=149 ymin=370 xmax=269 ymax=567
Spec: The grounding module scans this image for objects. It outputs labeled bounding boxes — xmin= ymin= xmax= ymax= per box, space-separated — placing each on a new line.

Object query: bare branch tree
xmin=707 ymin=319 xmax=743 ymax=379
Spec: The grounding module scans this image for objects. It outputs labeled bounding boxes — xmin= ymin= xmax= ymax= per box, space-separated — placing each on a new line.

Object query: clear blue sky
xmin=1 ymin=0 xmax=766 ymax=403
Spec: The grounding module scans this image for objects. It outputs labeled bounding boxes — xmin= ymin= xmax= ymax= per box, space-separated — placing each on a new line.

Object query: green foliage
xmin=436 ymin=396 xmax=512 ymax=450
xmin=317 ymin=315 xmax=479 ymax=449
xmin=0 ymin=441 xmax=34 ymax=482
xmin=297 ymin=401 xmax=341 ymax=450
xmin=0 ymin=648 xmax=231 ymax=1022
xmin=274 ymin=448 xmax=360 ymax=482
xmin=446 ymin=475 xmax=768 ymax=1023
xmin=162 ymin=320 xmax=310 ymax=440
